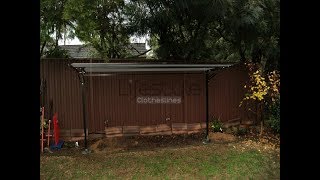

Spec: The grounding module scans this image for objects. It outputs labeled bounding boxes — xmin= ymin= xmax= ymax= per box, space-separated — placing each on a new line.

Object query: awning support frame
xmin=77 ymin=67 xmax=91 ymax=154
xmin=69 ymin=63 xmax=234 ymax=151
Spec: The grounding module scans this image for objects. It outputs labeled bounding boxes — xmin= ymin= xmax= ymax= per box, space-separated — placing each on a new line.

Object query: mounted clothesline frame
xmin=70 ymin=63 xmax=234 ymax=154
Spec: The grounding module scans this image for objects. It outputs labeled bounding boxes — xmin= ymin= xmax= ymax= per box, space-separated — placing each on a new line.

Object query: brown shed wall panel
xmin=86 ymin=73 xmax=206 ymax=132
xmin=41 ymin=59 xmax=252 ymax=138
xmin=40 ymin=59 xmax=104 ymax=134
xmin=184 ymin=74 xmax=206 ymax=124
xmin=208 ymin=65 xmax=256 ymax=123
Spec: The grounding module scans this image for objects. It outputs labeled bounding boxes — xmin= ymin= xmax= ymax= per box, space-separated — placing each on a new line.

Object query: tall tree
xmin=64 ymin=0 xmax=130 ymax=59
xmin=127 ymin=0 xmax=279 ymax=70
xmin=127 ymin=0 xmax=227 ymax=61
xmin=215 ymin=0 xmax=280 ymax=71
xmin=40 ymin=0 xmax=73 ymax=58
xmin=41 ymin=0 xmax=279 ymax=70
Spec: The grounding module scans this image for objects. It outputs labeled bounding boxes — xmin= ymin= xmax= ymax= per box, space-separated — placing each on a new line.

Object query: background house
xmin=59 ymin=43 xmax=148 ymax=59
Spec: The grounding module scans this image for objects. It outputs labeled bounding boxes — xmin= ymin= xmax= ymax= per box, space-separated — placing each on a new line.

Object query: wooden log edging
xmin=60 ymin=122 xmax=206 ymax=138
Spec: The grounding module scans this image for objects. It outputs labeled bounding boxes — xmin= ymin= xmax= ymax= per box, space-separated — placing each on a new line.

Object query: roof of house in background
xmin=59 ymin=45 xmax=96 ymax=58
xmin=59 ymin=43 xmax=148 ymax=59
xmin=127 ymin=43 xmax=148 ymax=57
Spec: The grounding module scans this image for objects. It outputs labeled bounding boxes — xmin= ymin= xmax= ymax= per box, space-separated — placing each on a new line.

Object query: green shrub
xmin=210 ymin=116 xmax=223 ymax=132
xmin=266 ymin=96 xmax=280 ymax=133
xmin=40 ymin=118 xmax=49 ymax=132
xmin=44 ymin=47 xmax=70 ymax=58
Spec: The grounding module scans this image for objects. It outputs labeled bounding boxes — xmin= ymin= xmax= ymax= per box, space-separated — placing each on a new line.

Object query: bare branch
xmin=127 ymin=49 xmax=152 ymax=58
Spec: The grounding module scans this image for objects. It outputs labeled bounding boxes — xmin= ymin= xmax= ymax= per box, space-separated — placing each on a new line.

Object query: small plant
xmin=210 ymin=116 xmax=223 ymax=132
xmin=40 ymin=117 xmax=49 ymax=133
xmin=266 ymin=96 xmax=280 ymax=134
xmin=239 ymin=63 xmax=280 ymax=136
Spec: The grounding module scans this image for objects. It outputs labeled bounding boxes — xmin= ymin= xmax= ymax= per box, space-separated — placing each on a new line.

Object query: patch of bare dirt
xmin=244 ymin=139 xmax=278 ymax=152
xmin=90 ymin=137 xmax=127 ymax=153
xmin=42 ymin=129 xmax=279 ymax=156
xmin=238 ymin=128 xmax=280 ymax=149
xmin=87 ymin=133 xmax=207 ymax=153
xmin=227 ymin=128 xmax=280 ymax=155
xmin=209 ymin=132 xmax=237 ymax=143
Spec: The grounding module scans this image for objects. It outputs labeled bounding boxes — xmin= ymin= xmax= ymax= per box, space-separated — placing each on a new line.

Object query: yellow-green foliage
xmin=244 ymin=70 xmax=269 ymax=101
xmin=240 ymin=63 xmax=280 ymax=107
xmin=268 ymin=70 xmax=280 ymax=102
xmin=40 ymin=118 xmax=49 ymax=131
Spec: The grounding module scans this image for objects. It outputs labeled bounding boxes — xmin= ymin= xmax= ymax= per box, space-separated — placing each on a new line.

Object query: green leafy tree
xmin=64 ymin=0 xmax=130 ymax=59
xmin=240 ymin=63 xmax=280 ymax=135
xmin=216 ymin=0 xmax=280 ymax=71
xmin=127 ymin=0 xmax=279 ymax=69
xmin=126 ymin=0 xmax=227 ymax=61
xmin=41 ymin=0 xmax=279 ymax=68
xmin=40 ymin=0 xmax=73 ymax=58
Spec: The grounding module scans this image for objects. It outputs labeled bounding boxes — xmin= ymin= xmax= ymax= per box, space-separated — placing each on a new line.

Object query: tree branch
xmin=40 ymin=40 xmax=47 ymax=57
xmin=214 ymin=27 xmax=236 ymax=44
xmin=128 ymin=43 xmax=141 ymax=54
xmin=127 ymin=49 xmax=152 ymax=58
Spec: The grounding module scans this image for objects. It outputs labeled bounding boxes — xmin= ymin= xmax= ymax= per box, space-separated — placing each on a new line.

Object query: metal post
xmin=78 ymin=68 xmax=90 ymax=154
xmin=203 ymin=70 xmax=210 ymax=144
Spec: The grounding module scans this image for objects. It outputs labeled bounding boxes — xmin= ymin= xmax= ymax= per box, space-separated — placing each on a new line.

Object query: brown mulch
xmin=86 ymin=133 xmax=207 ymax=153
xmin=238 ymin=129 xmax=280 ymax=149
xmin=45 ymin=128 xmax=279 ymax=155
xmin=209 ymin=132 xmax=237 ymax=143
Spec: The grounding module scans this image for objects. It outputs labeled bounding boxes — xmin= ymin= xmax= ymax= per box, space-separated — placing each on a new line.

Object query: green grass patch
xmin=40 ymin=144 xmax=279 ymax=179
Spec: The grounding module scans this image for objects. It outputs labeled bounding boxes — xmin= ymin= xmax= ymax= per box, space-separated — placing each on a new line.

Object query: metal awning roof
xmin=70 ymin=63 xmax=233 ymax=73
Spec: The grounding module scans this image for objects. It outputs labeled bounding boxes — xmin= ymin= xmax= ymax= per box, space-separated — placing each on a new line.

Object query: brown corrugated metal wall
xmin=208 ymin=64 xmax=256 ymax=123
xmin=40 ymin=59 xmax=252 ymax=137
xmin=40 ymin=59 xmax=104 ymax=136
xmin=86 ymin=73 xmax=205 ymax=133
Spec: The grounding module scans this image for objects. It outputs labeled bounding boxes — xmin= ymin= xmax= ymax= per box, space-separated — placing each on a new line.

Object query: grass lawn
xmin=40 ymin=138 xmax=280 ymax=179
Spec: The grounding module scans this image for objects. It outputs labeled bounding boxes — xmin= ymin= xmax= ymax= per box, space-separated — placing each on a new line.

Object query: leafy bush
xmin=266 ymin=96 xmax=280 ymax=133
xmin=44 ymin=47 xmax=70 ymax=58
xmin=40 ymin=118 xmax=49 ymax=132
xmin=210 ymin=116 xmax=223 ymax=132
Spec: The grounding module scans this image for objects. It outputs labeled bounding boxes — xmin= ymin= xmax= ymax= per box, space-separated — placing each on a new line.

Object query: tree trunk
xmin=55 ymin=25 xmax=59 ymax=48
xmin=238 ymin=41 xmax=246 ymax=62
xmin=260 ymin=119 xmax=263 ymax=136
xmin=40 ymin=41 xmax=47 ymax=57
xmin=258 ymin=102 xmax=264 ymax=136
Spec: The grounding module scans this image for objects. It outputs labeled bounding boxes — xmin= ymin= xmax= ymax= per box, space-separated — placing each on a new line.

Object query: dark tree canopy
xmin=40 ymin=0 xmax=73 ymax=58
xmin=126 ymin=0 xmax=228 ymax=61
xmin=127 ymin=0 xmax=279 ymax=71
xmin=41 ymin=0 xmax=279 ymax=72
xmin=64 ymin=0 xmax=130 ymax=59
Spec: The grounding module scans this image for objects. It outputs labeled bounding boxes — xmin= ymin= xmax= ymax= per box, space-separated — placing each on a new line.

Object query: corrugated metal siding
xmin=184 ymin=74 xmax=206 ymax=123
xmin=41 ymin=59 xmax=252 ymax=137
xmin=40 ymin=59 xmax=104 ymax=136
xmin=85 ymin=73 xmax=206 ymax=133
xmin=208 ymin=65 xmax=256 ymax=123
